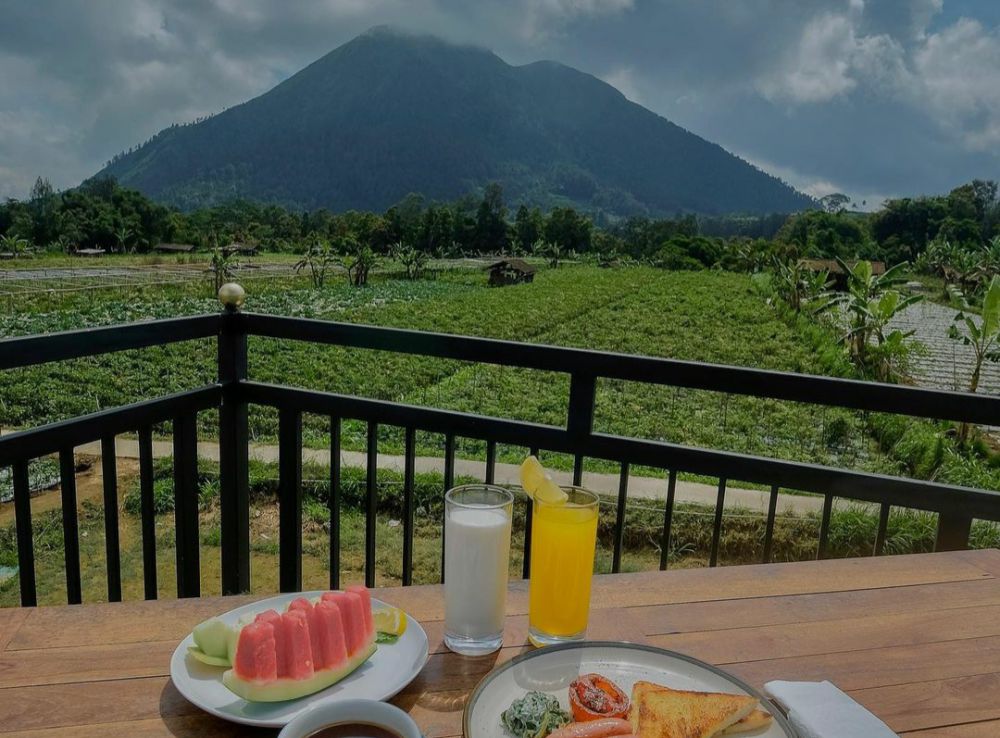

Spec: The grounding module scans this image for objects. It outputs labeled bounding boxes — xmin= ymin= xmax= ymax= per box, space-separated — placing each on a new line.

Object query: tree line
xmin=2 ymin=176 xmax=998 ymax=282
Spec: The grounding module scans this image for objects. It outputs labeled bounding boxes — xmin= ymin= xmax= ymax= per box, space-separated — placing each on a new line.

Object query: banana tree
xmin=773 ymin=257 xmax=830 ymax=312
xmin=949 ymin=276 xmax=1000 ymax=442
xmin=816 ymin=259 xmax=922 ymax=381
xmin=0 ymin=234 xmax=31 ymax=256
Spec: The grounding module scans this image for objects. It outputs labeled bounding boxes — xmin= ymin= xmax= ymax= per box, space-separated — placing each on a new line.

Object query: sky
xmin=1 ymin=0 xmax=998 ymax=208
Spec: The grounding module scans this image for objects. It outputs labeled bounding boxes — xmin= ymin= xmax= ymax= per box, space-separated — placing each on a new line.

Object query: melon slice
xmin=321 ymin=591 xmax=369 ymax=655
xmin=222 ymin=586 xmax=377 ymax=702
xmin=346 ymin=585 xmax=376 ymax=638
xmin=188 ymin=617 xmax=242 ymax=668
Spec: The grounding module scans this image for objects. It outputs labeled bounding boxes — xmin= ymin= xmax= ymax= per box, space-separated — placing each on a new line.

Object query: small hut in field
xmin=799 ymin=259 xmax=885 ymax=291
xmin=223 ymin=242 xmax=258 ymax=256
xmin=485 ymin=258 xmax=536 ymax=287
xmin=153 ymin=243 xmax=196 ymax=254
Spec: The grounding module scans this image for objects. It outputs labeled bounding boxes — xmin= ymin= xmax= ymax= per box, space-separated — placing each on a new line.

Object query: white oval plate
xmin=465 ymin=642 xmax=796 ymax=738
xmin=170 ymin=591 xmax=429 ymax=728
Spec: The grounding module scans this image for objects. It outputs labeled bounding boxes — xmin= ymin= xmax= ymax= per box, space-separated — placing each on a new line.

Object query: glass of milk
xmin=443 ymin=484 xmax=514 ymax=656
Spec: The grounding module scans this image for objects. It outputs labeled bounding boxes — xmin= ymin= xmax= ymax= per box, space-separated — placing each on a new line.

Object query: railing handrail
xmin=0 ymin=385 xmax=222 ymax=466
xmin=241 ymin=380 xmax=1000 ymax=519
xmin=6 ymin=311 xmax=999 ymax=425
xmin=244 ymin=313 xmax=1000 ymax=426
xmin=0 ymin=314 xmax=222 ymax=371
xmin=3 ymin=303 xmax=999 ymax=606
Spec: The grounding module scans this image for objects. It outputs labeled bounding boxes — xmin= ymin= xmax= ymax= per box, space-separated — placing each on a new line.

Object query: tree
xmin=545 ymin=207 xmax=591 ymax=254
xmin=816 ymin=260 xmax=922 ymax=382
xmin=474 ymin=182 xmax=508 ymax=253
xmin=391 ymin=241 xmax=428 ymax=280
xmin=776 ymin=210 xmax=872 ymax=259
xmin=772 ymin=258 xmax=830 ymax=312
xmin=0 ymin=233 xmax=30 ymax=257
xmin=949 ymin=276 xmax=1000 ymax=443
xmin=819 ymin=193 xmax=850 ymax=213
xmin=114 ymin=226 xmax=133 ymax=254
xmin=295 ymin=238 xmax=337 ymax=288
xmin=514 ymin=205 xmax=543 ymax=253
xmin=344 ymin=243 xmax=377 ymax=287
xmin=539 ymin=241 xmax=563 ymax=268
xmin=210 ymin=247 xmax=237 ymax=293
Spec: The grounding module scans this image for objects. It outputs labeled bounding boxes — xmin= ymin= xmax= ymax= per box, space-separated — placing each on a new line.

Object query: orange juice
xmin=528 ymin=487 xmax=599 ymax=646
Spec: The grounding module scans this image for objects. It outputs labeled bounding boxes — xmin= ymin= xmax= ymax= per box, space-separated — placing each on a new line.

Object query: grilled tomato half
xmin=568 ymin=674 xmax=629 ymax=722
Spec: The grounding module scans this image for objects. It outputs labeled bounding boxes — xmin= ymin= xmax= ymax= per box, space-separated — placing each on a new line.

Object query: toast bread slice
xmin=721 ymin=709 xmax=774 ymax=734
xmin=628 ymin=681 xmax=759 ymax=738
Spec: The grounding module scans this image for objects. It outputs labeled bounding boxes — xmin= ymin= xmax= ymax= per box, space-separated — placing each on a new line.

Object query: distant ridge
xmin=93 ymin=26 xmax=814 ymax=216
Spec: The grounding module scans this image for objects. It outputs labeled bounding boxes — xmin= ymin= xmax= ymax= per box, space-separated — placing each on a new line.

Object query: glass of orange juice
xmin=528 ymin=486 xmax=600 ymax=647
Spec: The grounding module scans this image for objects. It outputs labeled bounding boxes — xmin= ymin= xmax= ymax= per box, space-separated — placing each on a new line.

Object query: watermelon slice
xmin=222 ymin=586 xmax=377 ymax=702
xmin=346 ymin=584 xmax=376 ymax=638
xmin=321 ymin=591 xmax=369 ymax=655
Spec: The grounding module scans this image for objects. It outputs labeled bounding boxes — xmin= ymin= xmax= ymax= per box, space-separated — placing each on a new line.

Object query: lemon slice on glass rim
xmin=520 ymin=455 xmax=569 ymax=504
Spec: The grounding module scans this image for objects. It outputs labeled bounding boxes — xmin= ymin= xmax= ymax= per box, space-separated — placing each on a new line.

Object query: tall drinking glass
xmin=443 ymin=484 xmax=514 ymax=655
xmin=528 ymin=486 xmax=600 ymax=647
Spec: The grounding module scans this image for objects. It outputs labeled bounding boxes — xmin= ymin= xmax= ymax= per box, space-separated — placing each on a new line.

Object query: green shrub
xmin=122 ymin=477 xmax=175 ymax=515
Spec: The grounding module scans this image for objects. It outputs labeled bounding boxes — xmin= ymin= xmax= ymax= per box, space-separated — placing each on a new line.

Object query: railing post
xmin=567 ymin=371 xmax=596 ymax=486
xmin=278 ymin=408 xmax=303 ymax=593
xmin=218 ymin=284 xmax=250 ymax=595
xmin=935 ymin=512 xmax=973 ymax=552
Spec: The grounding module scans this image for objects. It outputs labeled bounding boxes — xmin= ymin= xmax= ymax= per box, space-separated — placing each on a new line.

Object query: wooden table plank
xmin=0 ymin=715 xmax=271 ymax=738
xmin=850 ymin=673 xmax=1000 ymax=733
xmin=902 ymin=719 xmax=1000 ymax=736
xmin=0 ymin=550 xmax=997 ymax=737
xmin=649 ymin=603 xmax=1000 ymax=664
xmin=0 ymin=608 xmax=29 ymax=651
xmin=628 ymin=578 xmax=1000 ymax=636
xmin=725 ymin=636 xmax=1000 ymax=692
xmin=8 ymin=551 xmax=990 ymax=651
xmin=0 ymin=677 xmax=195 ymax=733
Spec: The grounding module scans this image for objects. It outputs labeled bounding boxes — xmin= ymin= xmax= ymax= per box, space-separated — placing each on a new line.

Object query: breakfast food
xmin=501 ymin=691 xmax=572 ymax=738
xmin=569 ymin=674 xmax=630 ymax=721
xmin=183 ymin=586 xmax=380 ymax=702
xmin=628 ymin=681 xmax=762 ymax=738
xmin=547 ymin=718 xmax=633 ymax=738
xmin=721 ymin=709 xmax=774 ymax=735
xmin=501 ymin=672 xmax=772 ymax=738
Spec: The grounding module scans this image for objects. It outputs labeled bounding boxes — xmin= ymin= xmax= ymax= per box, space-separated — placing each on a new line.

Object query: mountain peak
xmin=94 ymin=29 xmax=812 ymax=215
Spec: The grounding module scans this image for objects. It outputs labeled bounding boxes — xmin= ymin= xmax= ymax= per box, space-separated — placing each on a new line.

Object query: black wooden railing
xmin=2 ymin=298 xmax=1000 ymax=607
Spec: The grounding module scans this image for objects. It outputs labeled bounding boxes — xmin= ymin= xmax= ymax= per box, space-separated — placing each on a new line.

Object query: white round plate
xmin=170 ymin=592 xmax=429 ymax=728
xmin=465 ymin=642 xmax=796 ymax=738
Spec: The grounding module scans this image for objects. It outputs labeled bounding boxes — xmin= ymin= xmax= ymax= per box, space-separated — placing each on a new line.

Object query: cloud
xmin=600 ymin=66 xmax=642 ymax=103
xmin=913 ymin=17 xmax=1000 ymax=149
xmin=517 ymin=0 xmax=634 ymax=41
xmin=0 ymin=0 xmax=997 ymax=204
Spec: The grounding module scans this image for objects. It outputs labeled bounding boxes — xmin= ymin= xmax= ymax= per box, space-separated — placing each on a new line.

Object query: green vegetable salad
xmin=501 ymin=691 xmax=572 ymax=738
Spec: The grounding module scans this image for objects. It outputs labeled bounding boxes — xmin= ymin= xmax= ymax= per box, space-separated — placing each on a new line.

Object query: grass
xmin=2 ymin=265 xmax=899 ymax=482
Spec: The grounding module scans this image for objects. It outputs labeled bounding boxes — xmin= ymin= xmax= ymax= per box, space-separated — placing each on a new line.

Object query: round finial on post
xmin=218 ymin=282 xmax=246 ymax=312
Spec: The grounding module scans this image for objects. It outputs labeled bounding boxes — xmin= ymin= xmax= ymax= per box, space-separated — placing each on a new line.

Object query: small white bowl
xmin=277 ymin=698 xmax=422 ymax=738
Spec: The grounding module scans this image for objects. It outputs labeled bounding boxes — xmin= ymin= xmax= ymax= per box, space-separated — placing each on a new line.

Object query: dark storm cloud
xmin=0 ymin=0 xmax=997 ymax=205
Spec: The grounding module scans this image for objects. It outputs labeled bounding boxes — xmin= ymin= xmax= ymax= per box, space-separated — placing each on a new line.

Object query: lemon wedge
xmin=520 ymin=455 xmax=569 ymax=504
xmin=373 ymin=605 xmax=407 ymax=637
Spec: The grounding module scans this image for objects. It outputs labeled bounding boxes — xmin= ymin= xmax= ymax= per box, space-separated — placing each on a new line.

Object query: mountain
xmin=93 ymin=27 xmax=813 ymax=216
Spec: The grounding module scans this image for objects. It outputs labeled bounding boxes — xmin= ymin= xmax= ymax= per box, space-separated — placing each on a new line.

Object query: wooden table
xmin=3 ymin=550 xmax=1000 ymax=737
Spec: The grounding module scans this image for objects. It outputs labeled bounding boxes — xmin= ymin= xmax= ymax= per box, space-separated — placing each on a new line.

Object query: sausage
xmin=546 ymin=718 xmax=632 ymax=738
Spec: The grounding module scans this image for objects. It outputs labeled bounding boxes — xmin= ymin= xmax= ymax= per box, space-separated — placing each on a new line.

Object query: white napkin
xmin=763 ymin=680 xmax=897 ymax=738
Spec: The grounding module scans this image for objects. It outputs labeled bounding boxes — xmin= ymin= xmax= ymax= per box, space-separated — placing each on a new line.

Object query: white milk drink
xmin=443 ymin=487 xmax=513 ymax=656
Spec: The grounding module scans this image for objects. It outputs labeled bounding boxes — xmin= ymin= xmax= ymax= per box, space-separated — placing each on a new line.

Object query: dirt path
xmin=58 ymin=437 xmax=827 ymax=515
xmin=0 ymin=458 xmax=141 ymax=526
